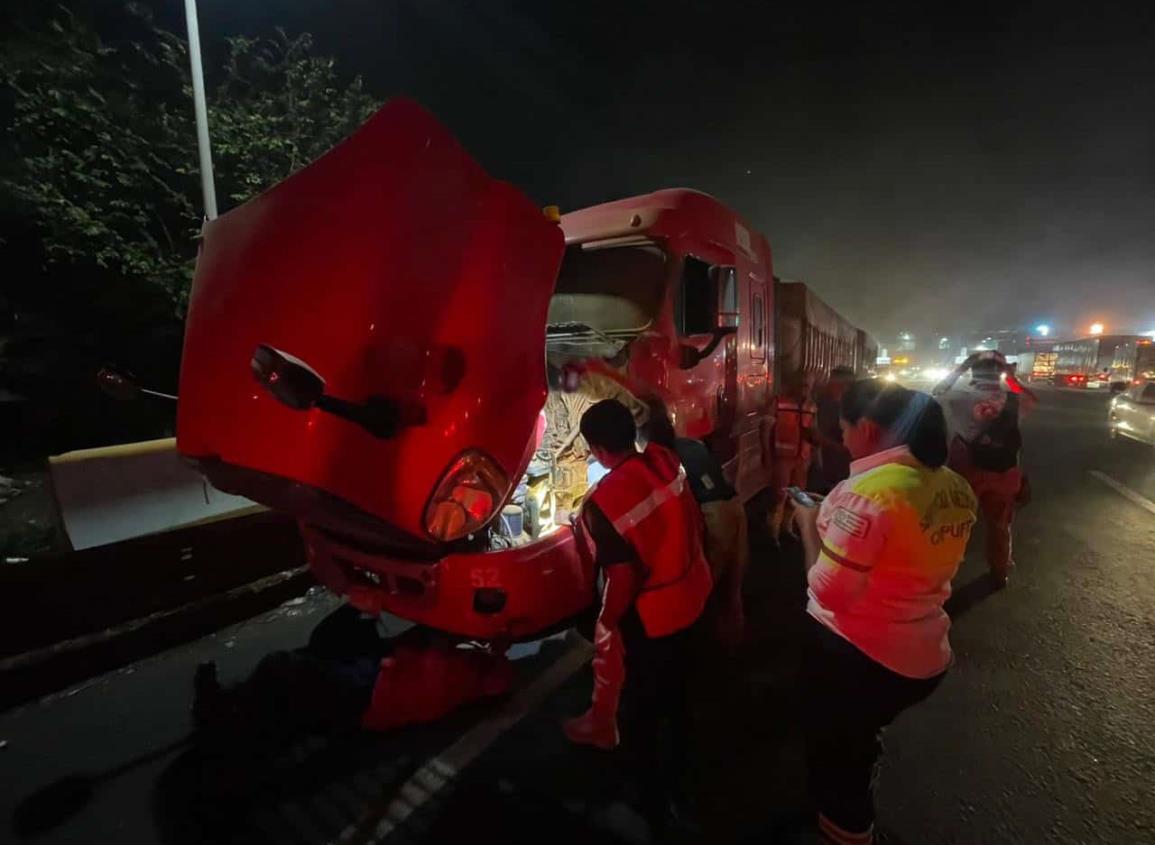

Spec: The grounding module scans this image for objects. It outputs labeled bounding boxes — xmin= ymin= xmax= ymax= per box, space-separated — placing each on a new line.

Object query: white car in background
xmin=1108 ymin=382 xmax=1155 ymax=446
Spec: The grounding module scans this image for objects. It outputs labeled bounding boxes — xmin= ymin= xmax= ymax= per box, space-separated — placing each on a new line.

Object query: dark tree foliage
xmin=0 ymin=4 xmax=379 ymax=459
xmin=1 ymin=4 xmax=378 ymax=316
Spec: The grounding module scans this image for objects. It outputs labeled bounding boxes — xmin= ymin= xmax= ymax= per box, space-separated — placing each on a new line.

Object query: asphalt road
xmin=2 ymin=386 xmax=1153 ymax=844
xmin=874 ymin=385 xmax=1155 ymax=844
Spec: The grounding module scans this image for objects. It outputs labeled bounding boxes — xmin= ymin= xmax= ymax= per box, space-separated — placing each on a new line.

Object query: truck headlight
xmin=424 ymin=450 xmax=509 ymax=541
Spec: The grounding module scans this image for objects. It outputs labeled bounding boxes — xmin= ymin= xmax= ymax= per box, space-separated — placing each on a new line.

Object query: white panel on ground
xmin=49 ymin=438 xmax=262 ymax=550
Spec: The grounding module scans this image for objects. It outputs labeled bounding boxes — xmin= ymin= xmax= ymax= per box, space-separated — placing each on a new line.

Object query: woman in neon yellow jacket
xmin=793 ymin=380 xmax=978 ymax=845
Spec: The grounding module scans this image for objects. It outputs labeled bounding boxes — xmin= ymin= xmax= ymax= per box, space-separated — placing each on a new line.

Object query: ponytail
xmin=904 ymin=393 xmax=949 ymax=468
xmin=841 ymin=380 xmax=949 ymax=468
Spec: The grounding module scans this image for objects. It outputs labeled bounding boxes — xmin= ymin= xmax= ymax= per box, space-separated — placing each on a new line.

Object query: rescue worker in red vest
xmin=563 ymin=399 xmax=713 ymax=824
xmin=771 ymin=370 xmax=818 ymax=542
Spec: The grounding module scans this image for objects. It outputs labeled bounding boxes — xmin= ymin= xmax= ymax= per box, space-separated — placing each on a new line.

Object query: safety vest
xmin=585 ymin=444 xmax=713 ymax=638
xmin=775 ymin=396 xmax=816 ymax=458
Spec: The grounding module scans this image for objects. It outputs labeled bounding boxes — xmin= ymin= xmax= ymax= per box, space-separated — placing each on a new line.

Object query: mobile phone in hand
xmin=786 ymin=486 xmax=819 ymax=508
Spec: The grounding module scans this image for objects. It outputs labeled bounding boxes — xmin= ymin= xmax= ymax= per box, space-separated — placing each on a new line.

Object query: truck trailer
xmin=1052 ymin=335 xmax=1140 ymax=388
xmin=1108 ymin=337 xmax=1155 ymax=391
xmin=774 ymin=280 xmax=864 ymax=386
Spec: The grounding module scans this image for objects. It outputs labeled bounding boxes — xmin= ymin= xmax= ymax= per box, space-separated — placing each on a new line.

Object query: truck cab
xmin=558 ymin=190 xmax=774 ymax=497
xmin=176 ymin=100 xmax=777 ymax=644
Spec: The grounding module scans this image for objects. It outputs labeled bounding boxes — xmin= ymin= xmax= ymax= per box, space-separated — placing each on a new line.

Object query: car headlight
xmin=424 ymin=449 xmax=510 ymax=541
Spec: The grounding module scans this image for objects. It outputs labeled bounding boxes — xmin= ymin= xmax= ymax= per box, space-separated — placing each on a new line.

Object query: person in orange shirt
xmin=771 ymin=371 xmax=817 ymax=542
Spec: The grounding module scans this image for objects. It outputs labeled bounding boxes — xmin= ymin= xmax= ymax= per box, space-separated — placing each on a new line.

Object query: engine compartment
xmin=487 ymin=362 xmax=647 ymax=551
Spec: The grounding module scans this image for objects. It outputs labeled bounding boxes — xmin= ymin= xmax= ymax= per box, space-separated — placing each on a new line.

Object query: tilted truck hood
xmin=177 ymin=98 xmax=565 ymax=543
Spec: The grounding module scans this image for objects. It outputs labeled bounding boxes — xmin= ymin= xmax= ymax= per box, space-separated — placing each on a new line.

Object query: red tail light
xmin=424 ymin=450 xmax=510 ymax=542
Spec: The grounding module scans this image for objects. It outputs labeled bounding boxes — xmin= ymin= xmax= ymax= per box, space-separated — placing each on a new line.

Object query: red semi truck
xmin=177 ymin=99 xmax=870 ymax=653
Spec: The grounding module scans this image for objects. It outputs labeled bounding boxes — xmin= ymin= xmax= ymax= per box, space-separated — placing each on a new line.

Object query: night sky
xmin=166 ymin=0 xmax=1155 ymax=340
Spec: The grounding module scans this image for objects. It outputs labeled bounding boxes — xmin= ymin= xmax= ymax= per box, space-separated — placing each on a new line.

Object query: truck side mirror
xmin=250 ymin=344 xmax=426 ymax=438
xmin=677 ymin=264 xmax=738 ymax=369
xmin=679 ymin=344 xmax=702 ymax=369
xmin=678 ymin=328 xmax=738 ymax=369
xmin=251 ymin=344 xmax=325 ymax=410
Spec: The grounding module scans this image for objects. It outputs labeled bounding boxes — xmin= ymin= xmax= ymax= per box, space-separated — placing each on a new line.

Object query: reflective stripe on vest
xmin=611 ymin=465 xmax=687 ymax=536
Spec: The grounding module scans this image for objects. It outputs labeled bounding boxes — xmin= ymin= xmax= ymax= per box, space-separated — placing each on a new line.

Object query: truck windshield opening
xmin=547 ymin=243 xmax=667 ymax=338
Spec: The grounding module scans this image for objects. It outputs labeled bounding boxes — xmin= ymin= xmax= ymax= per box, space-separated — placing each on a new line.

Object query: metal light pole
xmin=183 ymin=0 xmax=218 ymax=220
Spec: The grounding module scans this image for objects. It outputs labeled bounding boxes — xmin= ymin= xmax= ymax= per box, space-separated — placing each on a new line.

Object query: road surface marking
xmin=340 ymin=632 xmax=594 ymax=844
xmin=1089 ymin=471 xmax=1155 ymax=516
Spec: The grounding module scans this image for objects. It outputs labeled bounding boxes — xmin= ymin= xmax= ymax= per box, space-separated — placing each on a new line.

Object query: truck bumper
xmin=300 ymin=524 xmax=596 ymax=642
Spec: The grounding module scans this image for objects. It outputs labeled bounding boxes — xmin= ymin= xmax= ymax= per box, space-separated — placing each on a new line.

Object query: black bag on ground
xmin=967 ymin=393 xmax=1022 ymax=472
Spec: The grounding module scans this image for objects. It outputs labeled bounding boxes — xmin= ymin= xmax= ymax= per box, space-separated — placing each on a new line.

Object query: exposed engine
xmin=488 ymin=362 xmax=646 ymax=550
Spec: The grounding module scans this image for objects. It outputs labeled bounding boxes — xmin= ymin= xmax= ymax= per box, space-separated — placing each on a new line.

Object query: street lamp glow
xmin=1089 ymin=322 xmax=1104 ymax=336
xmin=1035 ymin=324 xmax=1050 ymax=337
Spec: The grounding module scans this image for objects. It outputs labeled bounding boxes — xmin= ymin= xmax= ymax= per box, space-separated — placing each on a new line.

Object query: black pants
xmin=801 ymin=616 xmax=944 ymax=836
xmin=618 ymin=611 xmax=693 ymax=818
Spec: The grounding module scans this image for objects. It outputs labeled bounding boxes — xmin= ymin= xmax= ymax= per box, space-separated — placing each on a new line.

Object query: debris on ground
xmin=0 ymin=474 xmax=28 ymax=505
